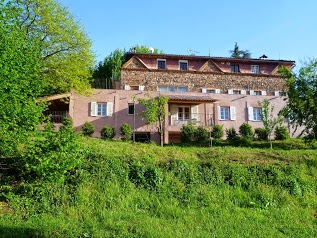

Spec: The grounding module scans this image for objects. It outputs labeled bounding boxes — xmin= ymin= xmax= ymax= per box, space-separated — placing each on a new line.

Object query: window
xmin=275 ymin=91 xmax=286 ymax=96
xmin=253 ymin=108 xmax=261 ymax=121
xmin=231 ymin=65 xmax=240 ymax=73
xmin=97 ymin=103 xmax=106 ymax=116
xmin=179 ymin=60 xmax=188 ymax=70
xmin=202 ymin=88 xmax=221 ymax=94
xmin=158 ymin=86 xmax=188 ymax=92
xmin=157 ymin=59 xmax=166 ymax=69
xmin=129 ymin=86 xmax=139 ymax=90
xmin=90 ymin=102 xmax=113 ymax=117
xmin=220 ymin=107 xmax=230 ymax=120
xmin=128 ymin=103 xmax=134 ymax=115
xmin=218 ymin=106 xmax=236 ymax=121
xmin=251 ymin=65 xmax=260 ymax=74
xmin=178 ymin=107 xmax=190 ymax=120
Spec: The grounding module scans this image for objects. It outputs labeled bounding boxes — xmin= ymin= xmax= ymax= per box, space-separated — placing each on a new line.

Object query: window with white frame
xmin=218 ymin=106 xmax=236 ymax=121
xmin=158 ymin=86 xmax=188 ymax=92
xmin=179 ymin=60 xmax=188 ymax=70
xmin=178 ymin=106 xmax=190 ymax=121
xmin=251 ymin=65 xmax=260 ymax=74
xmin=157 ymin=59 xmax=166 ymax=69
xmin=90 ymin=102 xmax=113 ymax=117
xmin=253 ymin=107 xmax=261 ymax=121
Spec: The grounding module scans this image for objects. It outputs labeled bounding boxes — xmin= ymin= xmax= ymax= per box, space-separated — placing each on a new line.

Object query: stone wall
xmin=121 ymin=69 xmax=287 ymax=95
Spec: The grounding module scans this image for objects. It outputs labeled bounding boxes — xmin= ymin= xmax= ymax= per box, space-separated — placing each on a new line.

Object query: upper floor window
xmin=97 ymin=103 xmax=107 ymax=116
xmin=220 ymin=107 xmax=230 ymax=120
xmin=179 ymin=60 xmax=188 ymax=70
xmin=231 ymin=65 xmax=240 ymax=73
xmin=157 ymin=59 xmax=166 ymax=69
xmin=251 ymin=65 xmax=260 ymax=74
xmin=158 ymin=86 xmax=188 ymax=92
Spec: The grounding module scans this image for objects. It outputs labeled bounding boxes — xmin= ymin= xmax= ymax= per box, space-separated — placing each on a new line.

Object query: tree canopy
xmin=8 ymin=0 xmax=95 ymax=94
xmin=279 ymin=60 xmax=317 ymax=140
xmin=0 ymin=0 xmax=46 ymax=156
xmin=230 ymin=42 xmax=251 ymax=59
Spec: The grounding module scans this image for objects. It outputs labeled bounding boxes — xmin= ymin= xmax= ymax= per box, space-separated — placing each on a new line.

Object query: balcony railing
xmin=170 ymin=113 xmax=214 ymax=127
xmin=44 ymin=111 xmax=69 ymax=123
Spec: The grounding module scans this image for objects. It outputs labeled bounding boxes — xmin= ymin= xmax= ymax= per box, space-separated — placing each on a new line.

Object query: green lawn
xmin=1 ymin=138 xmax=317 ymax=237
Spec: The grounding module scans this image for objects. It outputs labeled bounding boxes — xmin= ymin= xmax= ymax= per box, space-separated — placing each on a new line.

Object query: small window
xmin=129 ymin=86 xmax=139 ymax=90
xmin=233 ymin=90 xmax=241 ymax=94
xmin=179 ymin=60 xmax=188 ymax=70
xmin=251 ymin=65 xmax=260 ymax=74
xmin=158 ymin=86 xmax=188 ymax=92
xmin=207 ymin=89 xmax=216 ymax=93
xmin=91 ymin=102 xmax=113 ymax=117
xmin=128 ymin=103 xmax=134 ymax=115
xmin=231 ymin=65 xmax=240 ymax=73
xmin=97 ymin=103 xmax=107 ymax=116
xmin=157 ymin=59 xmax=166 ymax=69
xmin=220 ymin=107 xmax=230 ymax=120
xmin=253 ymin=108 xmax=261 ymax=121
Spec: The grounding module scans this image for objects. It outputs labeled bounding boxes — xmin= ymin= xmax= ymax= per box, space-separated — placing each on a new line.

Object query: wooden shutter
xmin=124 ymin=85 xmax=130 ymax=90
xmin=170 ymin=104 xmax=178 ymax=126
xmin=90 ymin=102 xmax=97 ymax=116
xmin=202 ymin=88 xmax=207 ymax=93
xmin=274 ymin=91 xmax=280 ymax=96
xmin=215 ymin=89 xmax=221 ymax=94
xmin=230 ymin=106 xmax=236 ymax=120
xmin=228 ymin=89 xmax=233 ymax=94
xmin=191 ymin=105 xmax=198 ymax=121
xmin=250 ymin=90 xmax=255 ymax=95
xmin=217 ymin=106 xmax=221 ymax=120
xmin=261 ymin=91 xmax=267 ymax=96
xmin=248 ymin=107 xmax=254 ymax=121
xmin=241 ymin=90 xmax=246 ymax=95
xmin=139 ymin=85 xmax=145 ymax=91
xmin=106 ymin=102 xmax=113 ymax=117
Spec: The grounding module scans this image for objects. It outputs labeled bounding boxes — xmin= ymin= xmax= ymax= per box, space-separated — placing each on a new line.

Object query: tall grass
xmin=0 ymin=138 xmax=317 ymax=237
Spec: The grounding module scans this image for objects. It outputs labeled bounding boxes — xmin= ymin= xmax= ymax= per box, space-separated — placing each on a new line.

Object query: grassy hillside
xmin=1 ymin=138 xmax=317 ymax=237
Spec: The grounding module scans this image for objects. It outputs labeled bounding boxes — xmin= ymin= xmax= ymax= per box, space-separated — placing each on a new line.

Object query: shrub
xmin=275 ymin=125 xmax=290 ymax=140
xmin=239 ymin=122 xmax=254 ymax=140
xmin=81 ymin=121 xmax=95 ymax=136
xmin=195 ymin=126 xmax=209 ymax=143
xmin=101 ymin=126 xmax=116 ymax=140
xmin=120 ymin=123 xmax=133 ymax=141
xmin=181 ymin=124 xmax=196 ymax=142
xmin=226 ymin=127 xmax=238 ymax=141
xmin=255 ymin=128 xmax=269 ymax=141
xmin=211 ymin=124 xmax=224 ymax=140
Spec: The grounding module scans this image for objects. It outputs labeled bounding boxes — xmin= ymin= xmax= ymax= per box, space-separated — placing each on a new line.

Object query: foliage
xmin=275 ymin=125 xmax=290 ymax=140
xmin=18 ymin=118 xmax=83 ymax=183
xmin=229 ymin=42 xmax=251 ymax=58
xmin=258 ymin=99 xmax=282 ymax=148
xmin=0 ymin=2 xmax=46 ymax=157
xmin=120 ymin=123 xmax=133 ymax=141
xmin=279 ymin=61 xmax=317 ymax=141
xmin=81 ymin=121 xmax=95 ymax=136
xmin=180 ymin=124 xmax=196 ymax=142
xmin=93 ymin=49 xmax=125 ymax=88
xmin=1 ymin=138 xmax=317 ymax=237
xmin=226 ymin=127 xmax=238 ymax=141
xmin=254 ymin=128 xmax=269 ymax=141
xmin=8 ymin=0 xmax=95 ymax=94
xmin=101 ymin=126 xmax=116 ymax=140
xmin=239 ymin=123 xmax=254 ymax=140
xmin=129 ymin=44 xmax=164 ymax=54
xmin=211 ymin=124 xmax=224 ymax=139
xmin=138 ymin=94 xmax=169 ymax=146
xmin=195 ymin=126 xmax=210 ymax=143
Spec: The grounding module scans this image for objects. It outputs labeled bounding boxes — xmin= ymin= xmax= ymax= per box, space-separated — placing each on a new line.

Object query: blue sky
xmin=60 ymin=0 xmax=317 ymax=68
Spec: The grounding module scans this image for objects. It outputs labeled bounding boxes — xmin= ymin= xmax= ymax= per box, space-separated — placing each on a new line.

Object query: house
xmin=45 ymin=52 xmax=295 ymax=144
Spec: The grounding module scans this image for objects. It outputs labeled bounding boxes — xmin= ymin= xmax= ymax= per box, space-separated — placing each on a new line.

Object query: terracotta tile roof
xmin=168 ymin=94 xmax=217 ymax=102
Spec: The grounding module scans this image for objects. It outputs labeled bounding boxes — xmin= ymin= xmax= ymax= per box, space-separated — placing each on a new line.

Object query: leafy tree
xmin=120 ymin=123 xmax=133 ymax=141
xmin=258 ymin=99 xmax=282 ymax=149
xmin=230 ymin=42 xmax=251 ymax=58
xmin=138 ymin=94 xmax=169 ymax=147
xmin=93 ymin=49 xmax=125 ymax=88
xmin=0 ymin=1 xmax=46 ymax=157
xmin=279 ymin=60 xmax=317 ymax=141
xmin=8 ymin=0 xmax=95 ymax=94
xmin=129 ymin=44 xmax=164 ymax=54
